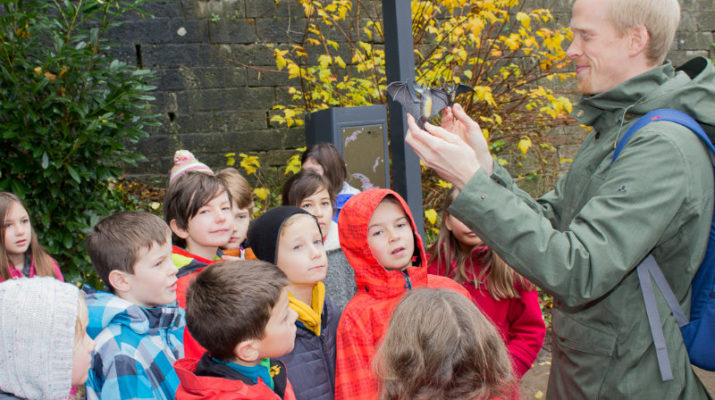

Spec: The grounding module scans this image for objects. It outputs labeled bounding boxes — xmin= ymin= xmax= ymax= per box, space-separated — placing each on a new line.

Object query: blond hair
xmin=607 ymin=0 xmax=680 ymax=65
xmin=375 ymin=288 xmax=514 ymax=400
xmin=428 ymin=187 xmax=533 ymax=300
xmin=217 ymin=167 xmax=253 ymax=210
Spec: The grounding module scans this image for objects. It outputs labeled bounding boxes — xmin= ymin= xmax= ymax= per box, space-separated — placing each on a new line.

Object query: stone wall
xmin=117 ymin=0 xmax=715 ymax=182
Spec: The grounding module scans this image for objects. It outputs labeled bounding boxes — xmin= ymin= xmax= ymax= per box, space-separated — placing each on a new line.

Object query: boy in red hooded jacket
xmin=335 ymin=189 xmax=470 ymax=400
xmin=174 ymin=260 xmax=298 ymax=400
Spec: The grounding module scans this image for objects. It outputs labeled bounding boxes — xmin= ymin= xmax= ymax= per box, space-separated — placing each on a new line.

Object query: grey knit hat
xmin=0 ymin=277 xmax=79 ymax=399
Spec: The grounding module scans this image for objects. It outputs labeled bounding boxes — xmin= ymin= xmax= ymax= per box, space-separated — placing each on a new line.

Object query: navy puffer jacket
xmin=278 ymin=297 xmax=340 ymax=400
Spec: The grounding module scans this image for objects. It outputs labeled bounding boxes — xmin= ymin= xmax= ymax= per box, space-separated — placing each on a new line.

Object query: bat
xmin=386 ymin=81 xmax=474 ymax=129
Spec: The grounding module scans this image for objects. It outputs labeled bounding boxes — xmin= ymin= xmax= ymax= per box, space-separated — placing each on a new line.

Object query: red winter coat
xmin=174 ymin=356 xmax=296 ymax=400
xmin=172 ymin=246 xmax=220 ymax=360
xmin=428 ymin=247 xmax=545 ymax=379
xmin=335 ymin=189 xmax=470 ymax=400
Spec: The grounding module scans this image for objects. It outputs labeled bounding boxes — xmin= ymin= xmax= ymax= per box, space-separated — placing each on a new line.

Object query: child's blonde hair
xmin=375 ymin=288 xmax=514 ymax=400
xmin=428 ymin=187 xmax=532 ymax=300
xmin=217 ymin=167 xmax=253 ymax=210
xmin=0 ymin=192 xmax=59 ymax=281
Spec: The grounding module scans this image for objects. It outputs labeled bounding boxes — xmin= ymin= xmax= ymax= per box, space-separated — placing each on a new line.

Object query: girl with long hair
xmin=0 ymin=192 xmax=63 ymax=282
xmin=428 ymin=187 xmax=544 ymax=379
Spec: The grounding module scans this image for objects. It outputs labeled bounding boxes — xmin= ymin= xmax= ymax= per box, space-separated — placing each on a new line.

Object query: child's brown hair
xmin=185 ymin=260 xmax=289 ymax=360
xmin=0 ymin=192 xmax=59 ymax=281
xmin=428 ymin=187 xmax=533 ymax=300
xmin=375 ymin=288 xmax=514 ymax=400
xmin=282 ymin=170 xmax=336 ymax=208
xmin=86 ymin=211 xmax=170 ymax=292
xmin=301 ymin=143 xmax=348 ymax=197
xmin=163 ymin=171 xmax=231 ymax=247
xmin=217 ymin=167 xmax=253 ymax=210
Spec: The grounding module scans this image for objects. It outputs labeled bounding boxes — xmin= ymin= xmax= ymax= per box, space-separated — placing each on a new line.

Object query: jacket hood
xmin=83 ymin=285 xmax=184 ymax=339
xmin=337 ymin=188 xmax=427 ymax=298
xmin=575 ymin=57 xmax=715 ymax=134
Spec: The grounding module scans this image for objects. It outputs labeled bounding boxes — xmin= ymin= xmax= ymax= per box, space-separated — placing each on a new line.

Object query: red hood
xmin=337 ymin=188 xmax=428 ymax=299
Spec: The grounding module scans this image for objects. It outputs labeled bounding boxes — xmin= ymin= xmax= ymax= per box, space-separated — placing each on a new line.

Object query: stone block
xmin=142 ymin=44 xmax=213 ymax=67
xmin=246 ymin=67 xmax=295 ymax=87
xmin=141 ymin=1 xmax=183 ymax=18
xmin=677 ymin=31 xmax=714 ymax=50
xmin=209 ymin=19 xmax=257 ymax=43
xmin=193 ymin=0 xmax=245 ymax=19
xmin=219 ymin=44 xmax=276 ymax=66
xmin=173 ymin=110 xmax=267 ymax=134
xmin=179 ymin=87 xmax=275 ymax=112
xmin=168 ymin=18 xmax=210 ymax=43
xmin=157 ymin=68 xmax=188 ymax=91
xmin=695 ymin=11 xmax=715 ymax=30
xmin=245 ymin=0 xmax=300 ymax=18
xmin=255 ymin=16 xmax=308 ymax=43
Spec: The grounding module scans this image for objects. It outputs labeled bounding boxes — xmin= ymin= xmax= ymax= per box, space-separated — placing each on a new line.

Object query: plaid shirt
xmin=83 ymin=286 xmax=185 ymax=400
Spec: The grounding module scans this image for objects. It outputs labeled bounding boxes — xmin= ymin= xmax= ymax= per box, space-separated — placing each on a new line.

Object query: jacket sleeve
xmin=505 ymin=287 xmax=546 ymax=378
xmin=449 ymin=124 xmax=709 ymax=307
xmin=335 ymin=310 xmax=379 ymax=400
xmin=88 ymin=353 xmax=159 ymax=400
xmin=490 ymin=162 xmax=566 ymax=226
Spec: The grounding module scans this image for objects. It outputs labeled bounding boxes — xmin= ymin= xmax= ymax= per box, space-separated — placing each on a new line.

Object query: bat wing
xmin=426 ymin=87 xmax=450 ymax=119
xmin=452 ymin=83 xmax=475 ymax=102
xmin=386 ymin=81 xmax=420 ymax=121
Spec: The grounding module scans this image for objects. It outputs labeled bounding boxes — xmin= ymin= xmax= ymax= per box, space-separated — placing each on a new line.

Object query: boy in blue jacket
xmin=83 ymin=211 xmax=184 ymax=400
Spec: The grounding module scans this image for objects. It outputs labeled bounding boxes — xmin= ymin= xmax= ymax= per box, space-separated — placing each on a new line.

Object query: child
xmin=335 ymin=188 xmax=470 ymax=400
xmin=247 ymin=207 xmax=340 ymax=400
xmin=165 ymin=172 xmax=231 ymax=294
xmin=217 ymin=167 xmax=255 ymax=259
xmin=428 ymin=187 xmax=545 ymax=380
xmin=301 ymin=143 xmax=360 ymax=221
xmin=84 ymin=211 xmax=185 ymax=400
xmin=0 ymin=277 xmax=94 ymax=399
xmin=282 ymin=170 xmax=357 ymax=310
xmin=0 ymin=192 xmax=63 ymax=282
xmin=174 ymin=260 xmax=297 ymax=400
xmin=165 ymin=152 xmax=232 ymax=285
xmin=374 ymin=288 xmax=515 ymax=400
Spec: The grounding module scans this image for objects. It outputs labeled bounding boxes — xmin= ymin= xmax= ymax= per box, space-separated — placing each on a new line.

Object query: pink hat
xmin=169 ymin=150 xmax=213 ymax=184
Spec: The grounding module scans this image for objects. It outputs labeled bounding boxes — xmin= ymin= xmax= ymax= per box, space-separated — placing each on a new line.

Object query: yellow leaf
xmin=150 ymin=202 xmax=161 ymax=210
xmin=253 ymin=187 xmax=270 ymax=200
xmin=436 ymin=180 xmax=453 ymax=189
xmin=334 ymin=55 xmax=346 ymax=69
xmin=239 ymin=153 xmax=260 ymax=175
xmin=534 ymin=390 xmax=544 ymax=399
xmin=425 ymin=209 xmax=438 ymax=225
xmin=516 ymin=12 xmax=531 ymax=30
xmin=518 ymin=137 xmax=532 ymax=154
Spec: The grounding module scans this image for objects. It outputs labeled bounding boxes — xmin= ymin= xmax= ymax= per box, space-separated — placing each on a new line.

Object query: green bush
xmin=0 ymin=0 xmax=159 ymax=284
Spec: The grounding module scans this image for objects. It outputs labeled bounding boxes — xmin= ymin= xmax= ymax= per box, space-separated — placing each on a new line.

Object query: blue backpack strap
xmin=611 ymin=108 xmax=715 ymax=165
xmin=612 ymin=109 xmax=715 ymax=380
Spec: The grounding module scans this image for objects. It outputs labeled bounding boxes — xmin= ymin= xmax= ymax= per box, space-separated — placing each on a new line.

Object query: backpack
xmin=611 ymin=108 xmax=715 ymax=381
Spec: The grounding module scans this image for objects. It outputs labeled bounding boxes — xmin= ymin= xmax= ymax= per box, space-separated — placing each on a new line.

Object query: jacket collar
xmin=83 ymin=285 xmax=184 ymax=338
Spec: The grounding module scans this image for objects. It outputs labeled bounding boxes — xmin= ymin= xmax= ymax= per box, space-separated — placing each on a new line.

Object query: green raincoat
xmin=450 ymin=58 xmax=715 ymax=399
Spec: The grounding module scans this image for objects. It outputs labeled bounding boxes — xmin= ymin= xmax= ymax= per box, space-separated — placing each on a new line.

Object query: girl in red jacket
xmin=374 ymin=288 xmax=515 ymax=400
xmin=335 ymin=188 xmax=469 ymax=400
xmin=428 ymin=187 xmax=545 ymax=380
